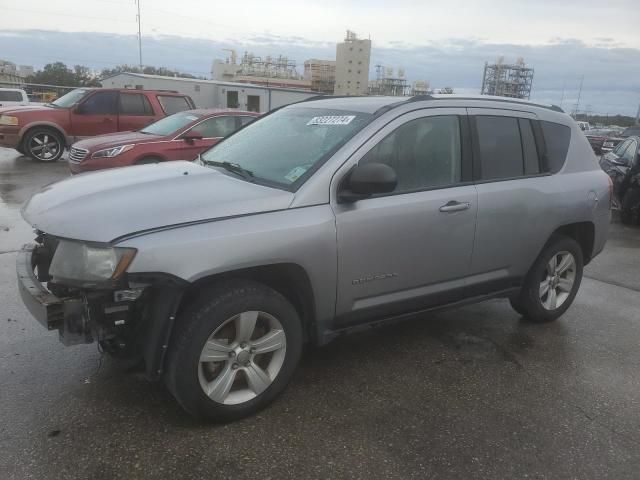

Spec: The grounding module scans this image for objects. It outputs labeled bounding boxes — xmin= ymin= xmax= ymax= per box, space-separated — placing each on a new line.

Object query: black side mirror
xmin=339 ymin=163 xmax=397 ymax=202
xmin=182 ymin=130 xmax=203 ymax=143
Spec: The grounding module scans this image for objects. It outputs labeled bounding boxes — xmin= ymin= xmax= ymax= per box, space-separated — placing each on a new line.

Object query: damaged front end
xmin=16 ymin=234 xmax=185 ymax=380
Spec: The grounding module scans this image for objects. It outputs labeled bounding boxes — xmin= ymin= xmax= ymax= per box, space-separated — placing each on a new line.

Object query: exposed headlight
xmin=49 ymin=240 xmax=136 ymax=286
xmin=92 ymin=144 xmax=135 ymax=158
xmin=0 ymin=115 xmax=19 ymax=126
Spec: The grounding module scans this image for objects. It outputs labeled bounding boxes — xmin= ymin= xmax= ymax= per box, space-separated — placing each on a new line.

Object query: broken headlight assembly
xmin=49 ymin=240 xmax=136 ymax=287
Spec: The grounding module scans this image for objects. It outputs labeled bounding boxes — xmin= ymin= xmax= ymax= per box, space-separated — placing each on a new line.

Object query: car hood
xmin=0 ymin=104 xmax=56 ymax=115
xmin=72 ymin=131 xmax=163 ymax=151
xmin=22 ymin=161 xmax=295 ymax=243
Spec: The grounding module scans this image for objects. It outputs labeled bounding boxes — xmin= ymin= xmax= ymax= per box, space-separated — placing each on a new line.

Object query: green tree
xmin=26 ymin=62 xmax=99 ymax=87
xmin=100 ymin=64 xmax=198 ymax=79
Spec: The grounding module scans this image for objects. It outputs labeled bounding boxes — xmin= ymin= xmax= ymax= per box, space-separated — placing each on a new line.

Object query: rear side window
xmin=157 ymin=95 xmax=192 ymax=115
xmin=476 ymin=116 xmax=523 ymax=180
xmin=119 ymin=93 xmax=153 ymax=115
xmin=540 ymin=121 xmax=571 ymax=173
xmin=0 ymin=91 xmax=23 ymax=102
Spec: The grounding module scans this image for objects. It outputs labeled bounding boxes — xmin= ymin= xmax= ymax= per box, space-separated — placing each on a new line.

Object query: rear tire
xmin=23 ymin=128 xmax=65 ymax=162
xmin=16 ymin=144 xmax=25 ymax=155
xmin=515 ymin=235 xmax=583 ymax=323
xmin=621 ymin=189 xmax=640 ymax=225
xmin=165 ymin=280 xmax=303 ymax=422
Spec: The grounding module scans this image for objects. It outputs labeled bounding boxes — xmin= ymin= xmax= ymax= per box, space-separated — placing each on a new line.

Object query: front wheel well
xmin=181 ymin=264 xmax=317 ymax=343
xmin=551 ymin=222 xmax=595 ymax=264
xmin=21 ymin=125 xmax=67 ymax=148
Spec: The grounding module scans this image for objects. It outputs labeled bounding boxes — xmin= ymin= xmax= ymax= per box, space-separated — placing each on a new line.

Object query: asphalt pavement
xmin=1 ymin=148 xmax=639 ymax=479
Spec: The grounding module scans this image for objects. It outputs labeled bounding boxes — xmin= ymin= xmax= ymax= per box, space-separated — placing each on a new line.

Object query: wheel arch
xmin=19 ymin=122 xmax=69 ymax=147
xmin=550 ymin=221 xmax=595 ymax=265
xmin=134 ymin=154 xmax=167 ymax=164
xmin=182 ymin=263 xmax=317 ymax=344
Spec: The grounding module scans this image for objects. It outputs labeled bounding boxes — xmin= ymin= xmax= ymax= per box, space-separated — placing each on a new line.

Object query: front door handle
xmin=439 ymin=200 xmax=471 ymax=213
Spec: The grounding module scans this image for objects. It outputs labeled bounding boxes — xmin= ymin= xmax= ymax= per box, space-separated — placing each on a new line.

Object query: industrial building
xmin=0 ymin=60 xmax=34 ymax=84
xmin=101 ymin=72 xmax=319 ymax=113
xmin=211 ymin=50 xmax=311 ymax=90
xmin=368 ymin=65 xmax=432 ymax=97
xmin=480 ymin=57 xmax=534 ymax=99
xmin=334 ymin=31 xmax=371 ymax=96
xmin=303 ymin=59 xmax=336 ymax=94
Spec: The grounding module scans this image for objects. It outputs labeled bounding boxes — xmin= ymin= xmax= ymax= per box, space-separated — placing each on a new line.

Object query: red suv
xmin=0 ymin=88 xmax=194 ymax=162
xmin=68 ymin=109 xmax=259 ymax=174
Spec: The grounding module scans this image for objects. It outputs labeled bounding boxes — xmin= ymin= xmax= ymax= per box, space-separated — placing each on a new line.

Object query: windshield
xmin=140 ymin=111 xmax=202 ymax=136
xmin=201 ymin=107 xmax=372 ymax=188
xmin=51 ymin=89 xmax=89 ymax=108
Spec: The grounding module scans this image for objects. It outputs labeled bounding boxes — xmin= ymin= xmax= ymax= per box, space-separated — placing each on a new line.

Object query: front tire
xmin=23 ymin=128 xmax=65 ymax=162
xmin=165 ymin=280 xmax=303 ymax=422
xmin=513 ymin=235 xmax=583 ymax=323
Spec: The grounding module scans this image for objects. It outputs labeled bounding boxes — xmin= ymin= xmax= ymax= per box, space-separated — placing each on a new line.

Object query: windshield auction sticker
xmin=285 ymin=166 xmax=309 ymax=182
xmin=307 ymin=115 xmax=356 ymax=126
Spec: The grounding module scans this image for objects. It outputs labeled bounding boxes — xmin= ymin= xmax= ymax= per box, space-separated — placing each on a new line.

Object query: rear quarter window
xmin=0 ymin=91 xmax=23 ymax=102
xmin=157 ymin=95 xmax=193 ymax=115
xmin=541 ymin=121 xmax=571 ymax=173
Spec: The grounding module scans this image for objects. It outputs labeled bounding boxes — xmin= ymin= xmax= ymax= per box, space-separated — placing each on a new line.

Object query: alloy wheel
xmin=29 ymin=133 xmax=61 ymax=161
xmin=539 ymin=251 xmax=576 ymax=310
xmin=198 ymin=311 xmax=286 ymax=405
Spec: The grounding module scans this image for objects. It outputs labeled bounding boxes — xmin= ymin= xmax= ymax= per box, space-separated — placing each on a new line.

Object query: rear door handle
xmin=439 ymin=200 xmax=471 ymax=212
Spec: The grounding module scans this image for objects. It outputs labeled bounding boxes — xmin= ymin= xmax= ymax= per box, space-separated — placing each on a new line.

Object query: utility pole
xmin=136 ymin=0 xmax=143 ymax=70
xmin=559 ymin=79 xmax=566 ymax=109
xmin=636 ymin=101 xmax=640 ymax=125
xmin=573 ymin=75 xmax=584 ymax=118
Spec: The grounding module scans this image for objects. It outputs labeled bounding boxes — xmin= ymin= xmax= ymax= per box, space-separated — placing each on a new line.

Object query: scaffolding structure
xmin=368 ymin=65 xmax=432 ymax=96
xmin=303 ymin=59 xmax=336 ymax=94
xmin=480 ymin=57 xmax=534 ymax=99
xmin=236 ymin=51 xmax=302 ymax=80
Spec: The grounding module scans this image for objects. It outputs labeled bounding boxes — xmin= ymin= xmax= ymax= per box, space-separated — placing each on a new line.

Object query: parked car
xmin=0 ymin=88 xmax=194 ymax=162
xmin=599 ymin=135 xmax=640 ymax=224
xmin=620 ymin=125 xmax=640 ymax=138
xmin=68 ymin=109 xmax=259 ymax=174
xmin=0 ymin=88 xmax=29 ymax=107
xmin=17 ymin=95 xmax=611 ymax=422
xmin=585 ymin=129 xmax=624 ymax=155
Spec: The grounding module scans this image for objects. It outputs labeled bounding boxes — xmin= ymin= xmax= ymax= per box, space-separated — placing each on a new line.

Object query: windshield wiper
xmin=201 ymin=158 xmax=255 ymax=182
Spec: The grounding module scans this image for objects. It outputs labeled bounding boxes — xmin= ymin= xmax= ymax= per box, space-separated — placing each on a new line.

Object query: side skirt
xmin=319 ymin=287 xmax=520 ymax=345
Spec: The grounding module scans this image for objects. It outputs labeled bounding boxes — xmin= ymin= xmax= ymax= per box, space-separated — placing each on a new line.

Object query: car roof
xmin=78 ymin=87 xmax=187 ymax=95
xmin=186 ymin=108 xmax=259 ymax=116
xmin=295 ymin=94 xmax=565 ymax=115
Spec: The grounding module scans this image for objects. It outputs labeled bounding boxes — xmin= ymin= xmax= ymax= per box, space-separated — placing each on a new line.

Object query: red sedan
xmin=68 ymin=109 xmax=259 ymax=174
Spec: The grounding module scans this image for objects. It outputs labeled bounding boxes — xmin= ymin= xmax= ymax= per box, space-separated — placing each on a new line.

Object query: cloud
xmin=2 ymin=29 xmax=638 ymax=116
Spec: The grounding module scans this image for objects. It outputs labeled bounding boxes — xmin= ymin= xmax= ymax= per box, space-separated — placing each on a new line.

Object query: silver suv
xmin=17 ymin=95 xmax=611 ymax=421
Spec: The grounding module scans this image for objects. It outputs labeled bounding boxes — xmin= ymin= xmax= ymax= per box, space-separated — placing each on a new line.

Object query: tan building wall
xmin=334 ymin=33 xmax=371 ymax=96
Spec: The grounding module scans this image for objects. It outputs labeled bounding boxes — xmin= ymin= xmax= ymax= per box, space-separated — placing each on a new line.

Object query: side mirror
xmin=610 ymin=157 xmax=627 ymax=166
xmin=182 ymin=130 xmax=203 ymax=143
xmin=339 ymin=163 xmax=397 ymax=202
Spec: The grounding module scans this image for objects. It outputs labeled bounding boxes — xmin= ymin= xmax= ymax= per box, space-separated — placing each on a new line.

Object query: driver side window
xmin=360 ymin=115 xmax=462 ymax=193
xmin=77 ymin=91 xmax=118 ymax=115
xmin=194 ymin=116 xmax=238 ymax=138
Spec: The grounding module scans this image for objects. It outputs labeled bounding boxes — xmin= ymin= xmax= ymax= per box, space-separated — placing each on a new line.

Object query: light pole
xmin=136 ymin=0 xmax=143 ymax=70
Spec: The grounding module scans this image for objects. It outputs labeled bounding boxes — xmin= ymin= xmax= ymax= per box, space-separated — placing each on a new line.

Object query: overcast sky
xmin=2 ymin=0 xmax=639 ymax=116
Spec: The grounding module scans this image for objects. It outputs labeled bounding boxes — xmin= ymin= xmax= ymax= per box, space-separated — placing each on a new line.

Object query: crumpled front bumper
xmin=16 ymin=244 xmax=88 ymax=343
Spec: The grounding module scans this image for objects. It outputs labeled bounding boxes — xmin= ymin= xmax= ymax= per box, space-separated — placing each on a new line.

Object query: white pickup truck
xmin=0 ymin=88 xmax=29 ymax=107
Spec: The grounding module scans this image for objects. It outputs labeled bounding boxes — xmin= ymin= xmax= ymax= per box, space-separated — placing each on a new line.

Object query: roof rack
xmin=374 ymin=94 xmax=564 ymax=116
